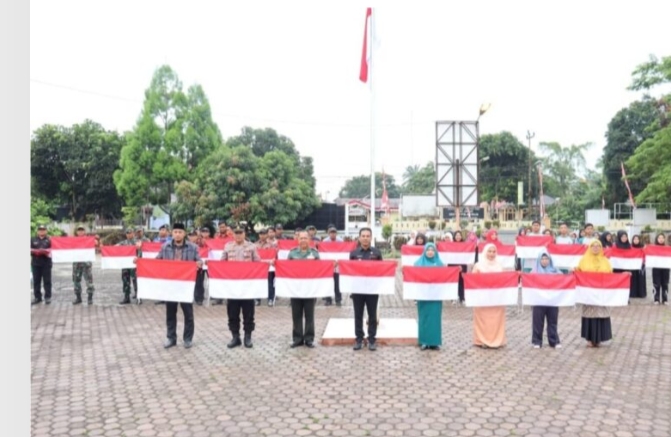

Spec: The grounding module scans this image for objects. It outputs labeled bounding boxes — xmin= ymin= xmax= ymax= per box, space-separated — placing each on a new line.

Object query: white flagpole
xmin=369 ymin=8 xmax=376 ymax=245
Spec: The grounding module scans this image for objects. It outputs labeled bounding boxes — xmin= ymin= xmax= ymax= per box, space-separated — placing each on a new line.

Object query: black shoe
xmin=255 ymin=299 xmax=261 ymax=306
xmin=45 ymin=298 xmax=51 ymax=305
xmin=211 ymin=299 xmax=223 ymax=306
xmin=244 ymin=333 xmax=253 ymax=348
xmin=31 ymin=299 xmax=42 ymax=305
xmin=155 ymin=301 xmax=165 ymax=305
xmin=290 ymin=341 xmax=304 ymax=348
xmin=163 ymin=338 xmax=177 ymax=349
xmin=336 ymin=301 xmax=342 ymax=307
xmin=353 ymin=340 xmax=363 ymax=351
xmin=305 ymin=341 xmax=315 ymax=348
xmin=183 ymin=340 xmax=193 ymax=349
xmin=87 ymin=294 xmax=93 ymax=305
xmin=119 ymin=296 xmax=131 ymax=305
xmin=368 ymin=341 xmax=377 ymax=351
xmin=227 ymin=335 xmax=242 ymax=349
xmin=72 ymin=295 xmax=82 ymax=305
xmin=196 ymin=301 xmax=203 ymax=306
xmin=324 ymin=297 xmax=333 ymax=306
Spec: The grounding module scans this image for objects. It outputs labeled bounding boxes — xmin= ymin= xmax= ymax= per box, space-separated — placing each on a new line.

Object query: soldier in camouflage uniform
xmin=117 ymin=228 xmax=137 ymax=305
xmin=72 ymin=226 xmax=95 ymax=305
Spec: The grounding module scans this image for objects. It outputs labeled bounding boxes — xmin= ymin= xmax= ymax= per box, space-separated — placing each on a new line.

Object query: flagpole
xmin=369 ymin=8 xmax=376 ymax=245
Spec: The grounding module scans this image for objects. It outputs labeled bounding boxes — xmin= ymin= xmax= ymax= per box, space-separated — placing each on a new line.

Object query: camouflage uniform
xmin=117 ymin=236 xmax=137 ymax=300
xmin=72 ymin=262 xmax=94 ymax=300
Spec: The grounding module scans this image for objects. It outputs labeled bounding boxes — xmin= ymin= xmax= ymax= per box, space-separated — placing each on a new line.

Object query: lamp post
xmin=526 ymin=130 xmax=535 ymax=219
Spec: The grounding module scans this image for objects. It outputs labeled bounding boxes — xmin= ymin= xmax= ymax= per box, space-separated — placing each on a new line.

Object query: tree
xmin=628 ymin=55 xmax=671 ymax=92
xmin=338 ymin=173 xmax=402 ymax=199
xmin=403 ymin=164 xmax=421 ymax=184
xmin=403 ymin=162 xmax=435 ymax=195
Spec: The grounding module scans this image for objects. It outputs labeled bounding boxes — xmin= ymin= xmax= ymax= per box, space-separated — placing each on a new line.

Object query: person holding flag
xmin=471 ymin=243 xmax=507 ymax=349
xmin=414 ymin=243 xmax=444 ymax=351
xmin=287 ymin=231 xmax=320 ymax=348
xmin=652 ymin=233 xmax=669 ymax=305
xmin=71 ymin=225 xmax=95 ymax=305
xmin=575 ymin=240 xmax=613 ymax=347
xmin=31 ymin=224 xmax=53 ymax=305
xmin=116 ymin=228 xmax=138 ymax=305
xmin=531 ymin=252 xmax=562 ymax=349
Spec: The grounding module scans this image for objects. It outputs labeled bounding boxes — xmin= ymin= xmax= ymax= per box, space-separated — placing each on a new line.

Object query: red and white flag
xmin=515 ymin=235 xmax=553 ymax=259
xmin=257 ymin=248 xmax=278 ymax=272
xmin=207 ymin=261 xmax=269 ymax=299
xmin=521 ymin=273 xmax=576 ymax=307
xmin=198 ymin=247 xmax=210 ymax=270
xmin=50 ymin=236 xmax=96 ymax=263
xmin=574 ymin=271 xmax=630 ymax=307
xmin=277 ymin=240 xmax=316 ymax=260
xmin=136 ymin=258 xmax=198 ymax=303
xmin=101 ymin=246 xmax=136 ymax=270
xmin=359 ymin=7 xmax=373 ymax=83
xmin=477 ymin=243 xmax=516 ymax=270
xmin=643 ymin=245 xmax=671 ymax=269
xmin=318 ymin=242 xmax=358 ymax=260
xmin=463 ymin=271 xmax=520 ymax=307
xmin=621 ymin=161 xmax=636 ymax=209
xmin=401 ymin=245 xmax=424 ymax=266
xmin=339 ymin=260 xmax=397 ymax=295
xmin=605 ymin=247 xmax=644 ymax=271
xmin=140 ymin=242 xmax=163 ymax=259
xmin=547 ymin=244 xmax=587 ymax=270
xmin=437 ymin=242 xmax=476 ymax=265
xmin=205 ymin=239 xmax=227 ymax=260
xmin=402 ymin=266 xmax=461 ymax=301
xmin=275 ymin=260 xmax=335 ymax=298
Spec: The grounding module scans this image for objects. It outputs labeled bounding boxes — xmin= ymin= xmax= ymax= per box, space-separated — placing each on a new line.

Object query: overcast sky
xmin=30 ymin=0 xmax=671 ymax=201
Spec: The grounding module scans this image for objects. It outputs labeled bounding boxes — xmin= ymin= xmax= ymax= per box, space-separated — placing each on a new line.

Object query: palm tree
xmin=403 ymin=164 xmax=420 ymax=184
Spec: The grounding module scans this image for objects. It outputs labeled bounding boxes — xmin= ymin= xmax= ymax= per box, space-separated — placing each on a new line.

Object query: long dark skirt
xmin=581 ymin=317 xmax=612 ymax=344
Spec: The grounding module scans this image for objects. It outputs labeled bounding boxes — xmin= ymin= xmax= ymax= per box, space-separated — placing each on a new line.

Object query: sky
xmin=30 ymin=0 xmax=671 ymax=202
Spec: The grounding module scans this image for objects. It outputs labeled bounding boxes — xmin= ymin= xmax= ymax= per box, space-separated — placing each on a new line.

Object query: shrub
xmin=393 ymin=236 xmax=407 ymax=250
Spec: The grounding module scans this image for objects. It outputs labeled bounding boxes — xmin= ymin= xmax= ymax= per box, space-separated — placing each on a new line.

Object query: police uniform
xmin=117 ymin=229 xmax=138 ymax=304
xmin=222 ymin=225 xmax=261 ymax=348
xmin=287 ymin=247 xmax=320 ymax=348
xmin=72 ymin=227 xmax=95 ymax=305
xmin=31 ymin=225 xmax=52 ymax=304
xmin=349 ymin=244 xmax=384 ymax=349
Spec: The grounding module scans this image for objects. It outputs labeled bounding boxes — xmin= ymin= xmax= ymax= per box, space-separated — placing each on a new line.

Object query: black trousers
xmin=194 ymin=269 xmax=207 ymax=302
xmin=324 ymin=272 xmax=342 ymax=303
xmin=268 ymin=271 xmax=276 ymax=301
xmin=291 ymin=298 xmax=316 ymax=343
xmin=32 ymin=264 xmax=52 ymax=300
xmin=457 ymin=265 xmax=467 ymax=302
xmin=532 ymin=306 xmax=560 ymax=347
xmin=227 ymin=299 xmax=255 ymax=334
xmin=166 ymin=302 xmax=194 ymax=341
xmin=352 ymin=294 xmax=379 ymax=342
xmin=652 ymin=268 xmax=670 ymax=302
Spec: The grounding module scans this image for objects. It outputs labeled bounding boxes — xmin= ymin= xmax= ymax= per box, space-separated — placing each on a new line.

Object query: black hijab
xmin=599 ymin=232 xmax=613 ymax=248
xmin=615 ymin=230 xmax=631 ymax=249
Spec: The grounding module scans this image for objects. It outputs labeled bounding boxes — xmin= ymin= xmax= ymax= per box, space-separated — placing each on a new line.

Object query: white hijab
xmin=475 ymin=243 xmax=503 ymax=273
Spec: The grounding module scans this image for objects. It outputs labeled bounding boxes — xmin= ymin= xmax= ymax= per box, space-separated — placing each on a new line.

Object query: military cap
xmin=232 ymin=223 xmax=245 ymax=233
xmin=37 ymin=224 xmax=47 ymax=230
xmin=125 ymin=228 xmax=134 ymax=233
xmin=258 ymin=228 xmax=268 ymax=234
xmin=76 ymin=225 xmax=86 ymax=231
xmin=275 ymin=224 xmax=283 ymax=230
xmin=306 ymin=225 xmax=316 ymax=231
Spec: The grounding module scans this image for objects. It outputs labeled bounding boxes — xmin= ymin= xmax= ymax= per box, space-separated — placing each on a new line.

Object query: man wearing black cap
xmin=275 ymin=224 xmax=289 ymax=240
xmin=154 ymin=224 xmax=172 ymax=244
xmin=72 ymin=226 xmax=95 ymax=305
xmin=221 ymin=223 xmax=261 ymax=348
xmin=116 ymin=228 xmax=138 ymax=305
xmin=306 ymin=225 xmax=321 ymax=243
xmin=152 ymin=223 xmax=202 ymax=349
xmin=31 ymin=224 xmax=52 ymax=305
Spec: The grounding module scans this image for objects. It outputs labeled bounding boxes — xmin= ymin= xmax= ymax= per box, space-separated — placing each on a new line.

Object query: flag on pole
xmin=359 ymin=7 xmax=372 ymax=83
xmin=463 ymin=271 xmax=520 ymax=307
xmin=208 ymin=261 xmax=269 ymax=299
xmin=546 ymin=244 xmax=587 ymax=270
xmin=643 ymin=245 xmax=671 ymax=269
xmin=101 ymin=246 xmax=136 ymax=270
xmin=436 ymin=241 xmax=477 ymax=265
xmin=402 ymin=266 xmax=461 ymax=301
xmin=140 ymin=242 xmax=163 ymax=259
xmin=50 ymin=236 xmax=96 ymax=263
xmin=136 ymin=258 xmax=198 ymax=303
xmin=198 ymin=247 xmax=210 ymax=270
xmin=621 ymin=162 xmax=636 ymax=209
xmin=318 ymin=242 xmax=358 ymax=260
xmin=275 ymin=260 xmax=335 ymax=298
xmin=401 ymin=245 xmax=424 ymax=266
xmin=477 ymin=243 xmax=516 ymax=270
xmin=605 ymin=247 xmax=644 ymax=270
xmin=521 ymin=273 xmax=576 ymax=307
xmin=339 ymin=260 xmax=397 ymax=295
xmin=515 ymin=235 xmax=554 ymax=259
xmin=574 ymin=271 xmax=630 ymax=306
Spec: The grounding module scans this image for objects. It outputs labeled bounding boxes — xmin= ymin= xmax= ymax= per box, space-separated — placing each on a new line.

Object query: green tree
xmin=403 ymin=161 xmax=435 ymax=194
xmin=339 ymin=173 xmax=401 ymax=198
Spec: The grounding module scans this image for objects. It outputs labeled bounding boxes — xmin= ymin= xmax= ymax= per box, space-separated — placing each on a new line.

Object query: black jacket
xmin=349 ymin=246 xmax=383 ymax=261
xmin=31 ymin=236 xmax=52 ymax=267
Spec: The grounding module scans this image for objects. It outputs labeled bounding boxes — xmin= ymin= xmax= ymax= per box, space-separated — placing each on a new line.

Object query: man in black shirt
xmin=30 ymin=224 xmax=52 ymax=305
xmin=349 ymin=227 xmax=383 ymax=351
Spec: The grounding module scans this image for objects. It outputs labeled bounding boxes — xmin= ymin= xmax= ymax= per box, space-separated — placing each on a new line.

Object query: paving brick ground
xmin=31 ymin=260 xmax=671 ymax=437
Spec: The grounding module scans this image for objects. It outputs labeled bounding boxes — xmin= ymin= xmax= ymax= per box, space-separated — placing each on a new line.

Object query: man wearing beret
xmin=221 ymin=223 xmax=261 ymax=348
xmin=116 ymin=228 xmax=138 ymax=305
xmin=31 ymin=224 xmax=52 ymax=305
xmin=72 ymin=226 xmax=95 ymax=305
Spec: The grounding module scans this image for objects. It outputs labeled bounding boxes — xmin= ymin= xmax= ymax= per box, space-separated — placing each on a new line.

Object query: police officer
xmin=31 ymin=224 xmax=52 ymax=305
xmin=72 ymin=226 xmax=95 ymax=305
xmin=349 ymin=227 xmax=383 ymax=351
xmin=117 ymin=228 xmax=137 ymax=305
xmin=221 ymin=224 xmax=261 ymax=348
xmin=287 ymin=231 xmax=320 ymax=348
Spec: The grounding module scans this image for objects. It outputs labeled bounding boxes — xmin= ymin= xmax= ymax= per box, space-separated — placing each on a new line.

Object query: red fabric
xmin=547 ymin=244 xmax=587 ymax=256
xmin=359 ymin=8 xmax=372 ymax=83
xmin=463 ymin=271 xmax=519 ymax=289
xmin=277 ymin=240 xmax=316 ymax=250
xmin=484 ymin=230 xmax=503 ymax=246
xmin=205 ymin=239 xmax=228 ymax=250
xmin=521 ymin=273 xmax=575 ymax=290
xmin=515 ymin=235 xmax=553 ymax=247
xmin=644 ymin=245 xmax=671 ymax=258
xmin=136 ymin=258 xmax=198 ymax=281
xmin=605 ymin=247 xmax=645 ymax=259
xmin=403 ymin=266 xmax=461 ymax=284
xmin=198 ymin=247 xmax=209 ymax=259
xmin=50 ymin=236 xmax=96 ymax=249
xmin=401 ymin=245 xmax=425 ymax=255
xmin=574 ymin=271 xmax=631 ymax=289
xmin=101 ymin=246 xmax=136 ymax=257
xmin=318 ymin=242 xmax=357 ymax=253
xmin=436 ymin=242 xmax=477 ymax=253
xmin=477 ymin=243 xmax=516 ymax=256
xmin=338 ymin=260 xmax=397 ymax=277
xmin=208 ymin=261 xmax=269 ymax=280
xmin=257 ymin=248 xmax=278 ymax=260
xmin=141 ymin=242 xmax=163 ymax=253
xmin=275 ymin=260 xmax=335 ymax=279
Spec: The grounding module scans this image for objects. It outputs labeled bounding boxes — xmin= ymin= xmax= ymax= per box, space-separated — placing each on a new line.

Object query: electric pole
xmin=526 ymin=130 xmax=535 ymax=219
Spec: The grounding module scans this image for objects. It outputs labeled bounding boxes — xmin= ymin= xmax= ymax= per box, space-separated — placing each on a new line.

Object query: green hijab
xmin=414 ymin=243 xmax=444 ymax=267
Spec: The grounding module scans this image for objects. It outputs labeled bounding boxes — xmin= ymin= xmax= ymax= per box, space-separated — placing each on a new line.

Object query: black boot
xmin=72 ymin=294 xmax=82 ymax=305
xmin=227 ymin=334 xmax=242 ymax=349
xmin=119 ymin=295 xmax=131 ymax=305
xmin=244 ymin=333 xmax=253 ymax=348
xmin=87 ymin=293 xmax=93 ymax=305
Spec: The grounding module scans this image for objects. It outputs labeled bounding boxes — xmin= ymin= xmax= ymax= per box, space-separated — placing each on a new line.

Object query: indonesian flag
xmin=621 ymin=161 xmax=636 ymax=209
xmin=402 ymin=266 xmax=461 ymax=301
xmin=50 ymin=236 xmax=96 ymax=263
xmin=515 ymin=235 xmax=553 ymax=259
xmin=257 ymin=248 xmax=278 ymax=272
xmin=274 ymin=260 xmax=334 ymax=298
xmin=318 ymin=242 xmax=358 ymax=260
xmin=436 ymin=242 xmax=476 ymax=265
xmin=606 ymin=247 xmax=644 ymax=270
xmin=574 ymin=271 xmax=630 ymax=307
xmin=477 ymin=243 xmax=516 ymax=270
xmin=205 ymin=239 xmax=227 ymax=260
xmin=339 ymin=260 xmax=397 ymax=295
xmin=547 ymin=244 xmax=587 ymax=270
xmin=136 ymin=258 xmax=197 ymax=303
xmin=463 ymin=272 xmax=520 ymax=307
xmin=208 ymin=261 xmax=269 ymax=299
xmin=644 ymin=245 xmax=671 ymax=269
xmin=359 ymin=8 xmax=372 ymax=83
xmin=199 ymin=247 xmax=209 ymax=270
xmin=101 ymin=246 xmax=136 ymax=270
xmin=277 ymin=240 xmax=316 ymax=260
xmin=521 ymin=273 xmax=576 ymax=307
xmin=401 ymin=245 xmax=424 ymax=266
xmin=140 ymin=242 xmax=163 ymax=259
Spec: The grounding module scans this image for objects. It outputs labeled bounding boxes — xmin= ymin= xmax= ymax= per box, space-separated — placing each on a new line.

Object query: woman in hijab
xmin=472 ymin=243 xmax=506 ymax=348
xmin=575 ymin=239 xmax=613 ymax=347
xmin=614 ymin=231 xmax=645 ymax=300
xmin=414 ymin=233 xmax=427 ymax=247
xmin=453 ymin=231 xmax=467 ymax=304
xmin=652 ymin=234 xmax=669 ymax=305
xmin=484 ymin=229 xmax=503 ymax=247
xmin=442 ymin=232 xmax=453 ymax=242
xmin=599 ymin=232 xmax=613 ymax=248
xmin=414 ymin=243 xmax=444 ymax=350
xmin=631 ymin=235 xmax=647 ymax=299
xmin=531 ymin=252 xmax=562 ymax=349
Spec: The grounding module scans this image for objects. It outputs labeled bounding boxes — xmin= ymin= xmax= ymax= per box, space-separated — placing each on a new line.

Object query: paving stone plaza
xmin=30 ymin=258 xmax=671 ymax=437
